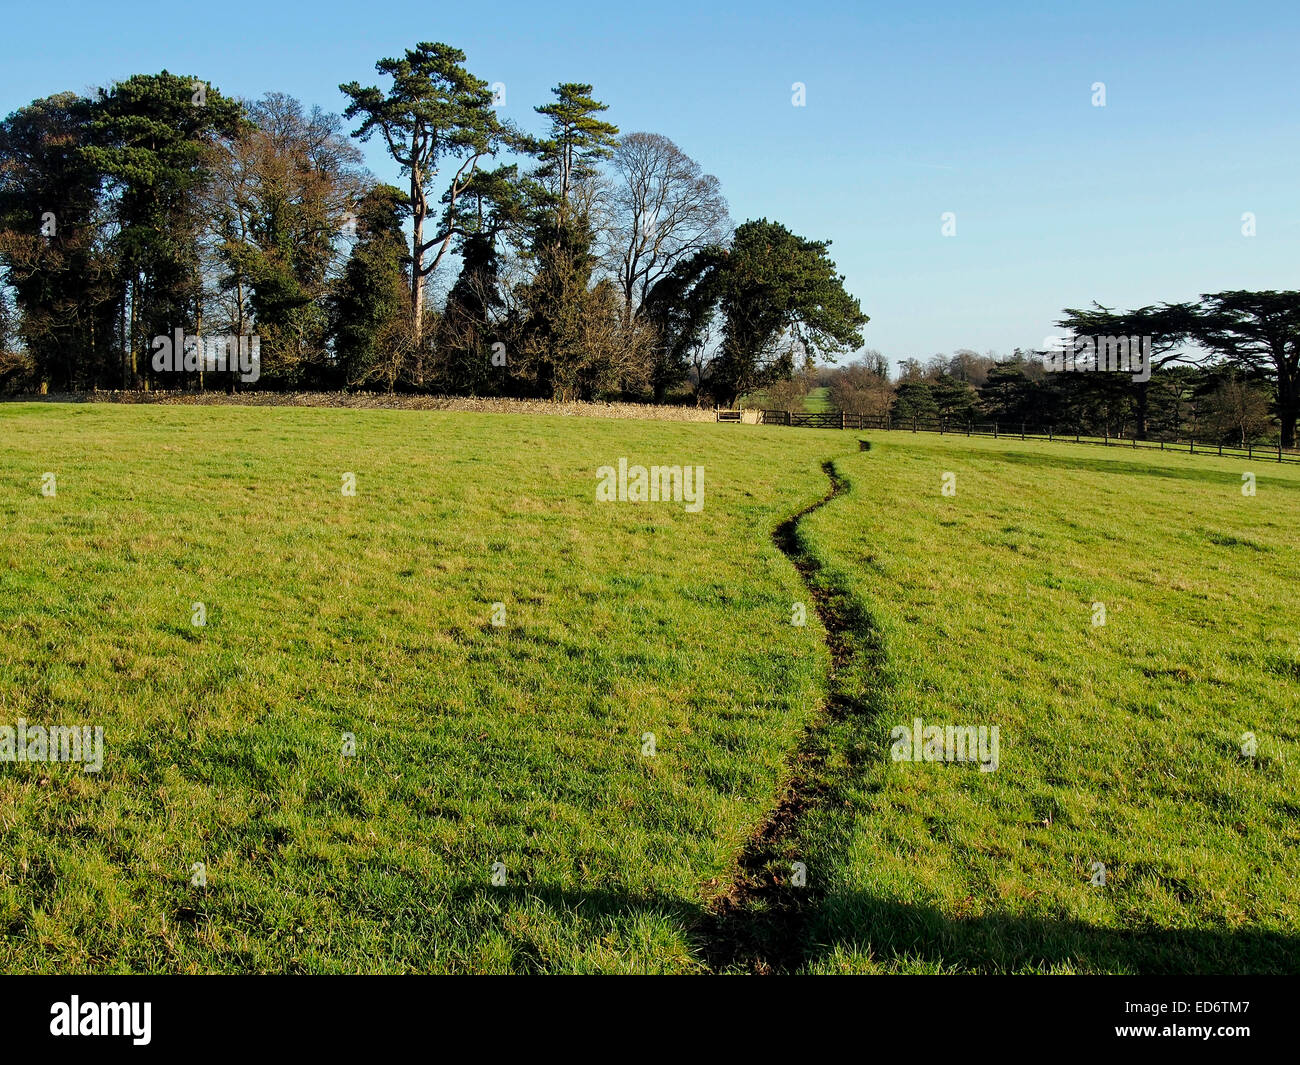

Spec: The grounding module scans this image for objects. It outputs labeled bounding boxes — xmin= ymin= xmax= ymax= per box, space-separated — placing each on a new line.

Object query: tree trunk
xmin=1278 ymin=369 xmax=1297 ymax=449
xmin=410 ymin=165 xmax=425 ymax=345
xmin=1134 ymin=380 xmax=1150 ymax=440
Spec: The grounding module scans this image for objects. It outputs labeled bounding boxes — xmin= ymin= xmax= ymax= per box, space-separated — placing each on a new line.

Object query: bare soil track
xmin=700 ymin=458 xmax=880 ymax=974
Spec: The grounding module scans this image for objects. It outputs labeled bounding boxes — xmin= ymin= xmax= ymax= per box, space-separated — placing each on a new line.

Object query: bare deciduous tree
xmin=607 ymin=132 xmax=729 ymax=324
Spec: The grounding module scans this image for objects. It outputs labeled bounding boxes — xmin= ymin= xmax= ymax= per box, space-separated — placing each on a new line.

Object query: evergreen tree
xmin=82 ymin=72 xmax=244 ymax=388
xmin=642 ymin=246 xmax=727 ymax=403
xmin=329 ymin=184 xmax=410 ymax=390
xmin=435 ymin=164 xmax=525 ymax=394
xmin=0 ymin=92 xmax=119 ymax=390
xmin=341 ymin=43 xmax=509 ymax=354
xmin=532 ymin=83 xmax=618 ymax=221
xmin=711 ymin=219 xmax=867 ymax=405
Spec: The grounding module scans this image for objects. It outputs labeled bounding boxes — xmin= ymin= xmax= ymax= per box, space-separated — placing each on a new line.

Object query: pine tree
xmin=341 ymin=43 xmax=508 ymax=352
xmin=532 ymin=83 xmax=618 ymax=221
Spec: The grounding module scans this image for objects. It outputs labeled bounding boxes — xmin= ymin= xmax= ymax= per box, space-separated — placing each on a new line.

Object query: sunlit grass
xmin=798 ymin=434 xmax=1300 ymax=973
xmin=0 ymin=404 xmax=843 ymax=973
xmin=2 ymin=407 xmax=1294 ymax=973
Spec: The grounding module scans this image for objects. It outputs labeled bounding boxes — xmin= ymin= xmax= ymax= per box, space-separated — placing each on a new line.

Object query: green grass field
xmin=1 ymin=405 xmax=1296 ymax=973
xmin=737 ymin=385 xmax=832 ymax=412
xmin=797 ymin=437 xmax=1300 ymax=973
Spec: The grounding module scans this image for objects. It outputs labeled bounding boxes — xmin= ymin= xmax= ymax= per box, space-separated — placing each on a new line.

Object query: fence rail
xmin=755 ymin=410 xmax=1300 ymax=464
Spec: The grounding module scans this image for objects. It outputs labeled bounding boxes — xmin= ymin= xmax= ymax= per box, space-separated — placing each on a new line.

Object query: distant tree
xmin=896 ymin=358 xmax=925 ymax=382
xmin=709 ymin=219 xmax=866 ymax=405
xmin=641 ymin=245 xmax=726 ymax=402
xmin=765 ymin=372 xmax=814 ymax=413
xmin=1057 ymin=302 xmax=1195 ymax=439
xmin=827 ymin=353 xmax=893 ymax=417
xmin=506 ymin=82 xmax=629 ymax=400
xmin=892 ymin=380 xmax=939 ymax=422
xmin=979 ymin=359 xmax=1043 ymax=426
xmin=435 ymin=164 xmax=526 ymax=394
xmin=930 ymin=372 xmax=980 ymax=422
xmin=1200 ymin=366 xmax=1274 ymax=445
xmin=0 ymin=92 xmax=120 ymax=390
xmin=531 ymin=83 xmax=619 ymax=223
xmin=340 ymin=43 xmax=509 ymax=354
xmin=1190 ymin=290 xmax=1300 ymax=448
xmin=938 ymin=349 xmax=994 ymax=387
xmin=512 ymin=211 xmax=624 ymax=400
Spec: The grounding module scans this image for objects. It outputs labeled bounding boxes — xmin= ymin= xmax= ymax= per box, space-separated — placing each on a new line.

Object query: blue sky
xmin=2 ymin=0 xmax=1296 ymax=369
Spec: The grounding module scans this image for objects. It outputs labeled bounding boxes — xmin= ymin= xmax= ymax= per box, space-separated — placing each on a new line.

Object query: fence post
xmin=1280 ymin=438 xmax=1284 ymax=463
xmin=1049 ymin=425 xmax=1053 ymax=442
xmin=1021 ymin=423 xmax=1025 ymax=440
xmin=1104 ymin=425 xmax=1108 ymax=446
xmin=1190 ymin=437 xmax=1194 ymax=454
xmin=787 ymin=410 xmax=792 ymax=426
xmin=840 ymin=411 xmax=846 ymax=430
xmin=1248 ymin=442 xmax=1253 ymax=460
xmin=994 ymin=421 xmax=999 ymax=438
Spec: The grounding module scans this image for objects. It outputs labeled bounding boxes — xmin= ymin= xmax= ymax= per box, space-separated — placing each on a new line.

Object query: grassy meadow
xmin=0 ymin=404 xmax=1296 ymax=973
xmin=796 ymin=435 xmax=1300 ymax=973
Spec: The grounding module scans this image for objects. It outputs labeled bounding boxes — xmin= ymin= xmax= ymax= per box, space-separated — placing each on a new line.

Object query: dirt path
xmin=700 ymin=458 xmax=871 ymax=973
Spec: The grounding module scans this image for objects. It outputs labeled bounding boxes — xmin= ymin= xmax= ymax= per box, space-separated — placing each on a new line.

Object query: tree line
xmin=0 ymin=42 xmax=866 ymax=406
xmin=812 ymin=296 xmax=1300 ymax=448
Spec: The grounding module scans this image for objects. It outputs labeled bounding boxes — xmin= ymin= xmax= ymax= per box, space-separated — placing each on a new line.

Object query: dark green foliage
xmin=82 ymin=72 xmax=245 ymax=387
xmin=329 ymin=184 xmax=410 ymax=389
xmin=711 ymin=219 xmax=867 ymax=405
xmin=340 ymin=42 xmax=509 ymax=351
xmin=891 ymin=379 xmax=940 ymax=422
xmin=641 ymin=246 xmax=727 ymax=402
xmin=512 ymin=214 xmax=600 ymax=399
xmin=1191 ymin=290 xmax=1300 ymax=447
xmin=433 ymin=164 xmax=525 ymax=394
xmin=438 ymin=231 xmax=505 ymax=394
xmin=532 ymin=83 xmax=618 ymax=217
xmin=1057 ymin=302 xmax=1196 ymax=439
xmin=0 ymin=93 xmax=120 ymax=389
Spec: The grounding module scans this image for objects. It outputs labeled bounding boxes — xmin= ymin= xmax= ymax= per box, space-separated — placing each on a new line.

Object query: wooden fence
xmin=752 ymin=410 xmax=1300 ymax=465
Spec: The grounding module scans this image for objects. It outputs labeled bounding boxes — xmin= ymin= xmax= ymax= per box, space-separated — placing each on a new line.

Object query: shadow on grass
xmin=800 ymin=895 xmax=1300 ymax=974
xmin=448 ymin=883 xmax=1300 ymax=974
xmin=984 ymin=447 xmax=1300 ymax=488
